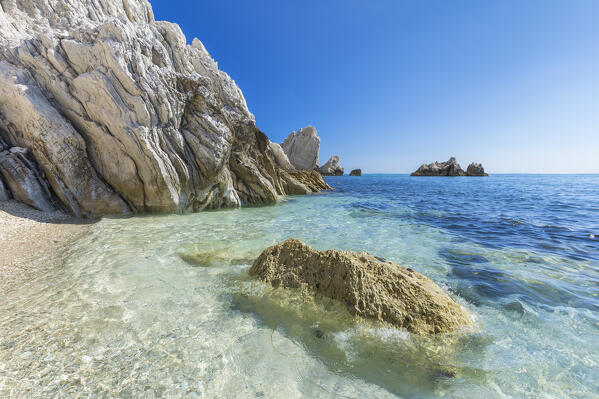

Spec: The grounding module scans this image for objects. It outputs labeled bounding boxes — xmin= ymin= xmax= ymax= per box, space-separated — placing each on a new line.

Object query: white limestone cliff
xmin=0 ymin=0 xmax=329 ymax=215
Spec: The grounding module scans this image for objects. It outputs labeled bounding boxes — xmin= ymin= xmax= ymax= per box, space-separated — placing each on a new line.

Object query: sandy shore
xmin=0 ymin=200 xmax=94 ymax=294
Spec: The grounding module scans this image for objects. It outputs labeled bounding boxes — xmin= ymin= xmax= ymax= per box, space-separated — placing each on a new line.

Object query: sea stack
xmin=250 ymin=239 xmax=473 ymax=335
xmin=466 ymin=162 xmax=488 ymax=176
xmin=318 ymin=155 xmax=344 ymax=176
xmin=0 ymin=0 xmax=329 ymax=216
xmin=350 ymin=169 xmax=362 ymax=176
xmin=280 ymin=126 xmax=321 ymax=170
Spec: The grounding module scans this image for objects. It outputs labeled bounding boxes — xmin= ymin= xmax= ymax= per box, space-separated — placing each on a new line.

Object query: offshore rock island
xmin=0 ymin=0 xmax=329 ymax=217
xmin=411 ymin=157 xmax=488 ymax=176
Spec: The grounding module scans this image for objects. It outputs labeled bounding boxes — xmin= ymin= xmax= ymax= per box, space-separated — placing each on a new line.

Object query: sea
xmin=1 ymin=174 xmax=598 ymax=398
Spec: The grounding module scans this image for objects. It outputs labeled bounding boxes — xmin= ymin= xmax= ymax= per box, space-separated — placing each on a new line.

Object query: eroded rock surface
xmin=249 ymin=239 xmax=473 ymax=335
xmin=0 ymin=0 xmax=328 ymax=216
xmin=0 ymin=147 xmax=56 ymax=211
xmin=411 ymin=157 xmax=466 ymax=176
xmin=281 ymin=126 xmax=320 ymax=170
xmin=318 ymin=155 xmax=344 ymax=176
xmin=466 ymin=162 xmax=488 ymax=176
xmin=349 ymin=169 xmax=362 ymax=176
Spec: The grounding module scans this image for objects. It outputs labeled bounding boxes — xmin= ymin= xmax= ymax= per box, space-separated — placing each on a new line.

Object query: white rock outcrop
xmin=268 ymin=141 xmax=294 ymax=170
xmin=318 ymin=155 xmax=344 ymax=176
xmin=281 ymin=126 xmax=320 ymax=170
xmin=0 ymin=0 xmax=329 ymax=216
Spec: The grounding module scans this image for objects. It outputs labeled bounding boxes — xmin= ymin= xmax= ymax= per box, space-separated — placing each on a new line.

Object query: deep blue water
xmin=327 ymin=174 xmax=599 ymax=262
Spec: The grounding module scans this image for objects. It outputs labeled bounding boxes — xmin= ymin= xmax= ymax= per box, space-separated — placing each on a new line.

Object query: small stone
xmin=314 ymin=329 xmax=324 ymax=339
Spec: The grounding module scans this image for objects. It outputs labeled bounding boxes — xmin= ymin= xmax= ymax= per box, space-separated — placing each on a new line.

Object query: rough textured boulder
xmin=249 ymin=239 xmax=473 ymax=335
xmin=318 ymin=155 xmax=344 ymax=176
xmin=411 ymin=157 xmax=466 ymax=176
xmin=349 ymin=169 xmax=362 ymax=176
xmin=0 ymin=147 xmax=56 ymax=211
xmin=0 ymin=0 xmax=328 ymax=216
xmin=466 ymin=162 xmax=488 ymax=176
xmin=281 ymin=126 xmax=320 ymax=170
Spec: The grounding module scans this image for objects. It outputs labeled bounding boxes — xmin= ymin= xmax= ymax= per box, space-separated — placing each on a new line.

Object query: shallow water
xmin=1 ymin=174 xmax=598 ymax=398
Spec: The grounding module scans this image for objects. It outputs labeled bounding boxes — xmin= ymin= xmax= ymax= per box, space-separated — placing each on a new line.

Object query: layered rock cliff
xmin=0 ymin=0 xmax=329 ymax=216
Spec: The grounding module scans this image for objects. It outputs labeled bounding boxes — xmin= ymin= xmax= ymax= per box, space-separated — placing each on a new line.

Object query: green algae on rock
xmin=249 ymin=239 xmax=473 ymax=335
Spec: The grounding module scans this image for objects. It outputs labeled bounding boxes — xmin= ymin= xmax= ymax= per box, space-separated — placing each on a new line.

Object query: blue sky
xmin=151 ymin=0 xmax=599 ymax=173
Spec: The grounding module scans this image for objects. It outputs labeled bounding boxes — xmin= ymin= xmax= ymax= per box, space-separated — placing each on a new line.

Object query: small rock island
xmin=350 ymin=169 xmax=362 ymax=176
xmin=411 ymin=157 xmax=488 ymax=176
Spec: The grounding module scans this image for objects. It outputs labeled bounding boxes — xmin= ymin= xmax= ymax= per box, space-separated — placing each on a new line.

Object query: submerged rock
xmin=281 ymin=126 xmax=321 ymax=170
xmin=411 ymin=157 xmax=466 ymax=176
xmin=466 ymin=163 xmax=488 ymax=176
xmin=249 ymin=239 xmax=473 ymax=335
xmin=318 ymin=155 xmax=344 ymax=176
xmin=349 ymin=169 xmax=362 ymax=176
xmin=0 ymin=0 xmax=328 ymax=216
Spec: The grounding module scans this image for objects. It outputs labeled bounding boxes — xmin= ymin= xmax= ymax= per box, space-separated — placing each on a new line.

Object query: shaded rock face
xmin=0 ymin=0 xmax=327 ymax=216
xmin=349 ymin=169 xmax=362 ymax=176
xmin=318 ymin=155 xmax=344 ymax=176
xmin=466 ymin=163 xmax=488 ymax=176
xmin=281 ymin=126 xmax=320 ymax=170
xmin=411 ymin=157 xmax=466 ymax=176
xmin=0 ymin=147 xmax=56 ymax=211
xmin=268 ymin=142 xmax=294 ymax=171
xmin=249 ymin=239 xmax=473 ymax=335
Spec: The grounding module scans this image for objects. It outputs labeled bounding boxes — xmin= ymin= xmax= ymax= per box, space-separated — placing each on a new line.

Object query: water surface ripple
xmin=1 ymin=174 xmax=598 ymax=398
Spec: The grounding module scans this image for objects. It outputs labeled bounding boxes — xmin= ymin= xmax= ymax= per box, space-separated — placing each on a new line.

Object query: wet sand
xmin=0 ymin=201 xmax=93 ymax=294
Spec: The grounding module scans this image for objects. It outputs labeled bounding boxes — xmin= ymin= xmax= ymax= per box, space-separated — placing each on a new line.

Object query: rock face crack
xmin=0 ymin=0 xmax=329 ymax=215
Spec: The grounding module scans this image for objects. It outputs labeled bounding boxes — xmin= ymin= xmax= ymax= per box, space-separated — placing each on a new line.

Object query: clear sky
xmin=150 ymin=0 xmax=599 ymax=173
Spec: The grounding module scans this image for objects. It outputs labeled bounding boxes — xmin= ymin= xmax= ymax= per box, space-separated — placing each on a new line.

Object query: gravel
xmin=0 ymin=200 xmax=94 ymax=294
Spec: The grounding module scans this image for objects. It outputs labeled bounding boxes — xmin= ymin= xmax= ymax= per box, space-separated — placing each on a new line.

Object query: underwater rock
xmin=466 ymin=163 xmax=488 ymax=176
xmin=350 ymin=169 xmax=362 ymax=176
xmin=411 ymin=157 xmax=466 ymax=176
xmin=249 ymin=239 xmax=473 ymax=335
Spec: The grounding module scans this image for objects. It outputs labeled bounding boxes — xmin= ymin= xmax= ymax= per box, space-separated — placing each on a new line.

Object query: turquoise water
xmin=1 ymin=174 xmax=598 ymax=398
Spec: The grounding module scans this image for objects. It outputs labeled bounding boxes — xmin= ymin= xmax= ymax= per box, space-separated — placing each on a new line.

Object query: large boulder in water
xmin=249 ymin=239 xmax=473 ymax=335
xmin=466 ymin=162 xmax=488 ymax=176
xmin=349 ymin=168 xmax=362 ymax=176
